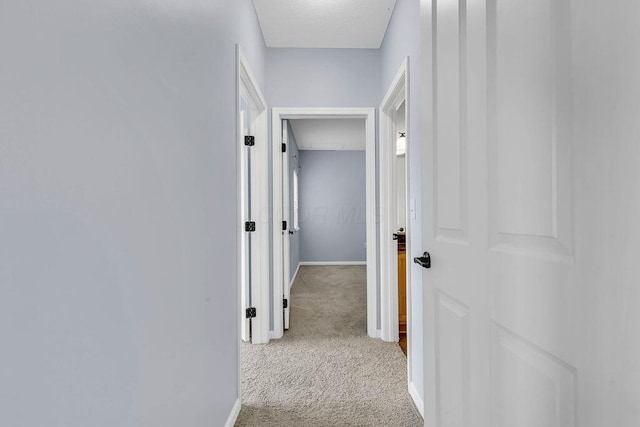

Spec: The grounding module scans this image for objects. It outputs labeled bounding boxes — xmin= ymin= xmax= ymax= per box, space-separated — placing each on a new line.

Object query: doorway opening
xmin=272 ymin=108 xmax=377 ymax=339
xmin=379 ymin=59 xmax=414 ymax=366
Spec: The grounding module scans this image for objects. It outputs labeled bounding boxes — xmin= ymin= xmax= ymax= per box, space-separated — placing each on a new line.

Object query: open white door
xmin=239 ymin=103 xmax=251 ymax=342
xmin=273 ymin=119 xmax=291 ymax=337
xmin=282 ymin=120 xmax=291 ymax=330
xmin=237 ymin=46 xmax=269 ymax=345
xmin=420 ymin=0 xmax=491 ymax=419
xmin=420 ymin=0 xmax=606 ymax=425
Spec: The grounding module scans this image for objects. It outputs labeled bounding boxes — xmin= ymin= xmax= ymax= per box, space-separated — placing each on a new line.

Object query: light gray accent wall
xmin=380 ymin=0 xmax=424 ymax=405
xmin=288 ymin=123 xmax=301 ymax=280
xmin=267 ymin=48 xmax=381 ymax=107
xmin=298 ymin=151 xmax=367 ymax=262
xmin=0 ymin=1 xmax=266 ymax=425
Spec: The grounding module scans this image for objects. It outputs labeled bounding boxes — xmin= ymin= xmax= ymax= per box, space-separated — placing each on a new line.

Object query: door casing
xmin=379 ymin=58 xmax=411 ymax=344
xmin=236 ymin=45 xmax=269 ymax=347
xmin=380 ymin=59 xmax=422 ymax=415
xmin=271 ymin=108 xmax=377 ymax=339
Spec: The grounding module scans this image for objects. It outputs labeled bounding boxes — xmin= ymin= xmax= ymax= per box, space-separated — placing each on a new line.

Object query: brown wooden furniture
xmin=396 ymin=231 xmax=407 ymax=355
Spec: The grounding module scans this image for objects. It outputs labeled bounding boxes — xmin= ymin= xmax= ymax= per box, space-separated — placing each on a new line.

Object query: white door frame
xmin=236 ymin=45 xmax=269 ymax=346
xmin=282 ymin=120 xmax=291 ymax=330
xmin=379 ymin=59 xmax=411 ymax=344
xmin=272 ymin=107 xmax=377 ymax=339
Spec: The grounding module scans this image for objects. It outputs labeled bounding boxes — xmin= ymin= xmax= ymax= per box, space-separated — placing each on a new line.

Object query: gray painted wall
xmin=267 ymin=48 xmax=381 ymax=107
xmin=0 ymin=0 xmax=266 ymax=425
xmin=288 ymin=122 xmax=301 ymax=280
xmin=299 ymin=151 xmax=367 ymax=262
xmin=380 ymin=0 xmax=424 ymax=405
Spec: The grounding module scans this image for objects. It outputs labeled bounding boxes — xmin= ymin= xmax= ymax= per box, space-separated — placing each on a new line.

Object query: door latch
xmin=413 ymin=251 xmax=431 ymax=269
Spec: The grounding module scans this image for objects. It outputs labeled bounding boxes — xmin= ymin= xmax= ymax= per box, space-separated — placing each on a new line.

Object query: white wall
xmin=0 ymin=1 xmax=266 ymax=425
xmin=380 ymin=0 xmax=424 ymax=407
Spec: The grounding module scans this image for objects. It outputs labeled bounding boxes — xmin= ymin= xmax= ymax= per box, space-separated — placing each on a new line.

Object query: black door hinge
xmin=245 ymin=221 xmax=256 ymax=232
xmin=282 ymin=220 xmax=287 ymax=231
xmin=244 ymin=135 xmax=255 ymax=146
xmin=245 ymin=307 xmax=257 ymax=319
xmin=283 ymin=298 xmax=288 ymax=309
xmin=282 ymin=143 xmax=286 ymax=153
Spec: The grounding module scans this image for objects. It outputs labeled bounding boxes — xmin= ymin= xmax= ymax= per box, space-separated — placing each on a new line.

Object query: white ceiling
xmin=289 ymin=119 xmax=366 ymax=151
xmin=252 ymin=0 xmax=397 ymax=49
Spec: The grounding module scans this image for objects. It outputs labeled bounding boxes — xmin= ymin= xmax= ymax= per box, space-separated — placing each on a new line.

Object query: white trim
xmin=282 ymin=121 xmax=291 ymax=330
xmin=237 ymin=45 xmax=269 ymax=346
xmin=269 ymin=330 xmax=281 ymax=340
xmin=364 ymin=108 xmax=377 ymax=341
xmin=289 ymin=262 xmax=301 ymax=290
xmin=299 ymin=261 xmax=367 ymax=266
xmin=224 ymin=399 xmax=241 ymax=427
xmin=237 ymin=47 xmax=249 ymax=345
xmin=408 ymin=382 xmax=424 ymax=418
xmin=272 ymin=107 xmax=377 ymax=339
xmin=272 ymin=107 xmax=375 ymax=120
xmin=380 ymin=58 xmax=419 ymax=411
xmin=272 ymin=113 xmax=284 ymax=336
xmin=379 ymin=59 xmax=410 ymax=345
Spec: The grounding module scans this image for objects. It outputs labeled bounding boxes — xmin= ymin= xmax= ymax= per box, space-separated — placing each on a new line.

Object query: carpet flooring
xmin=236 ymin=265 xmax=423 ymax=427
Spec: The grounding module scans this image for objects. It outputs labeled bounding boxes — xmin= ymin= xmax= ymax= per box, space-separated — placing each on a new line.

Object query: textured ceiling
xmin=252 ymin=0 xmax=397 ymax=48
xmin=290 ymin=119 xmax=366 ymax=151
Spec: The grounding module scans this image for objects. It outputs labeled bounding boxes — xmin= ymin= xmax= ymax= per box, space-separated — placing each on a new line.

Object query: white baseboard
xmin=368 ymin=328 xmax=382 ymax=339
xmin=289 ymin=262 xmax=301 ymax=290
xmin=408 ymin=382 xmax=424 ymax=418
xmin=269 ymin=330 xmax=283 ymax=340
xmin=224 ymin=398 xmax=241 ymax=427
xmin=299 ymin=261 xmax=366 ymax=266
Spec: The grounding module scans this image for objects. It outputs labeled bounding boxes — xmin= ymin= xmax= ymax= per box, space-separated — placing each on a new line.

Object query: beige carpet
xmin=236 ymin=265 xmax=423 ymax=427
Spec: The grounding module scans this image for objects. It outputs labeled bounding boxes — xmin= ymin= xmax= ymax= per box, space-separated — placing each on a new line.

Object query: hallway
xmin=236 ymin=265 xmax=422 ymax=426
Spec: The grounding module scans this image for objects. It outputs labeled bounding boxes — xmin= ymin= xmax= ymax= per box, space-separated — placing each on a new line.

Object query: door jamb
xmin=236 ymin=44 xmax=270 ymax=347
xmin=379 ymin=59 xmax=411 ymax=346
xmin=271 ymin=107 xmax=378 ymax=339
xmin=282 ymin=120 xmax=291 ymax=329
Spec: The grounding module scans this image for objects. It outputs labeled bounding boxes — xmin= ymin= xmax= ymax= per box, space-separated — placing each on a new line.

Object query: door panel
xmin=487 ymin=0 xmax=577 ymax=421
xmin=282 ymin=121 xmax=291 ymax=330
xmin=492 ymin=0 xmax=555 ymax=238
xmin=435 ymin=0 xmax=467 ymax=242
xmin=487 ymin=0 xmax=573 ymax=258
xmin=422 ymin=0 xmax=576 ymax=426
xmin=491 ymin=324 xmax=577 ymax=427
xmin=435 ymin=291 xmax=470 ymax=427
